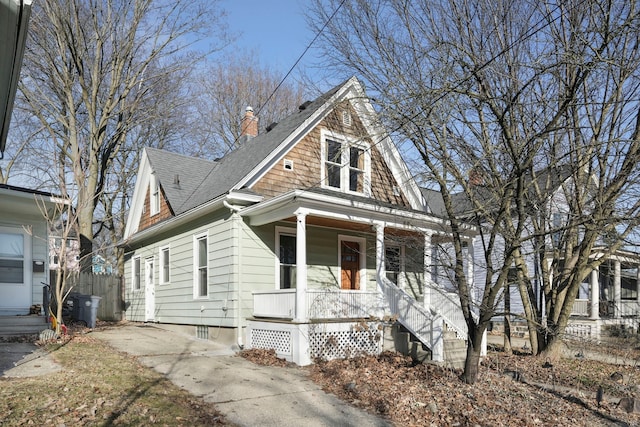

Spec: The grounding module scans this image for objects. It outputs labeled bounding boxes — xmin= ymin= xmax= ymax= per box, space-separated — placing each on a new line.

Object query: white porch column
xmin=295 ymin=210 xmax=308 ymax=322
xmin=614 ymin=260 xmax=621 ymax=319
xmin=374 ymin=221 xmax=385 ymax=286
xmin=590 ymin=268 xmax=599 ymax=320
xmin=466 ymin=238 xmax=475 ymax=303
xmin=636 ymin=266 xmax=640 ymax=317
xmin=423 ymin=232 xmax=433 ymax=309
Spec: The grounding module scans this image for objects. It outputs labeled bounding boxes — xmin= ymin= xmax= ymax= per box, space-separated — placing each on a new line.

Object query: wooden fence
xmin=50 ymin=271 xmax=124 ymax=321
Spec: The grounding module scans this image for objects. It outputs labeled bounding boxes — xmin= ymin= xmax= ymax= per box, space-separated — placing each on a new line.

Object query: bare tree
xmin=188 ymin=53 xmax=307 ymax=159
xmin=309 ymin=0 xmax=640 ymax=382
xmin=17 ymin=0 xmax=228 ymax=268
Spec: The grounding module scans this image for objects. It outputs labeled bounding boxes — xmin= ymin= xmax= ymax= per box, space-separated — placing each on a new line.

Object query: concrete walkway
xmin=91 ymin=323 xmax=391 ymax=427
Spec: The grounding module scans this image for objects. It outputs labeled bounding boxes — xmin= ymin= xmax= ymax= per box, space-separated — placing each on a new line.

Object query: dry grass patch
xmin=0 ymin=335 xmax=232 ymax=426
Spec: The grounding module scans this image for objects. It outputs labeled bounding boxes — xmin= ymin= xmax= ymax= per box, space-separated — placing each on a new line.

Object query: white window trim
xmin=159 ymin=245 xmax=170 ymax=285
xmin=275 ymin=226 xmax=296 ymax=290
xmin=132 ymin=256 xmax=141 ymax=291
xmin=150 ymin=173 xmax=160 ymax=216
xmin=193 ymin=232 xmax=209 ymax=299
xmin=320 ymin=129 xmax=371 ymax=196
xmin=337 ymin=235 xmax=367 ymax=289
xmin=0 ymin=227 xmax=28 ymax=286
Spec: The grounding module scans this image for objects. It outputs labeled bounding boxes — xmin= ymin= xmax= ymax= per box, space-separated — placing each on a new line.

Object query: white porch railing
xmin=252 ymin=289 xmax=384 ymax=320
xmin=253 ymin=289 xmax=296 ymax=319
xmin=620 ymin=300 xmax=639 ymax=317
xmin=430 ymin=290 xmax=468 ymax=340
xmin=306 ymin=289 xmax=384 ymax=319
xmin=570 ymin=299 xmax=640 ymax=317
xmin=571 ymin=299 xmax=590 ymax=316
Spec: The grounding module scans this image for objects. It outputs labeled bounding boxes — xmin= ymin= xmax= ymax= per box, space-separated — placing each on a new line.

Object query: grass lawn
xmin=0 ymin=335 xmax=232 ymax=426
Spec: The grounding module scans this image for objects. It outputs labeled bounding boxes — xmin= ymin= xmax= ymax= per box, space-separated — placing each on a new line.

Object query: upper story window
xmin=150 ymin=173 xmax=160 ymax=216
xmin=321 ymin=130 xmax=371 ymax=195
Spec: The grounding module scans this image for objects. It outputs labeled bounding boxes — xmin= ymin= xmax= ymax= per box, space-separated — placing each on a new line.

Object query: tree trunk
xmin=504 ymin=284 xmax=512 ymax=355
xmin=462 ymin=326 xmax=485 ymax=384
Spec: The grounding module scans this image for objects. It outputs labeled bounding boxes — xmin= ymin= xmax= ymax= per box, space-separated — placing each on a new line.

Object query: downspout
xmin=224 ymin=199 xmax=244 ymax=348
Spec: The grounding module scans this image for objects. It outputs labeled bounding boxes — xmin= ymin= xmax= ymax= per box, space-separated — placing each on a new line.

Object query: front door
xmin=341 ymin=241 xmax=360 ymax=290
xmin=0 ymin=228 xmax=31 ymax=315
xmin=144 ymin=258 xmax=155 ymax=321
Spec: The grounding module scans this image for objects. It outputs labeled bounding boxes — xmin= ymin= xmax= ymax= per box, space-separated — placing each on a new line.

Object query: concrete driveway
xmin=91 ymin=323 xmax=391 ymax=427
xmin=0 ymin=341 xmax=61 ymax=378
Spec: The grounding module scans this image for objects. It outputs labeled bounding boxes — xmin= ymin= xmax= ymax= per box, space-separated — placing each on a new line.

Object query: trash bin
xmin=74 ymin=294 xmax=102 ymax=328
xmin=66 ymin=292 xmax=81 ymax=322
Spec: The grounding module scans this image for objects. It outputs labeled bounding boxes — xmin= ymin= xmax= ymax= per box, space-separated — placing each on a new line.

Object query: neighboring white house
xmin=0 ymin=184 xmax=60 ymax=316
xmin=121 ymin=77 xmax=477 ymax=366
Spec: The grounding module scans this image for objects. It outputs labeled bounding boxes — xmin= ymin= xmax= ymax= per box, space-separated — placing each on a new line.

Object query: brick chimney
xmin=241 ymin=106 xmax=258 ymax=138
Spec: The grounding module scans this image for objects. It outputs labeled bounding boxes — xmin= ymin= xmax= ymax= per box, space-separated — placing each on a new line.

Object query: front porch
xmin=246 ymin=283 xmax=474 ymax=366
xmin=566 ymin=253 xmax=640 ymax=340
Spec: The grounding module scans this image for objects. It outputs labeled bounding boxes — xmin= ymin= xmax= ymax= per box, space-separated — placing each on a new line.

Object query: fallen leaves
xmin=304 ymin=350 xmax=640 ymax=426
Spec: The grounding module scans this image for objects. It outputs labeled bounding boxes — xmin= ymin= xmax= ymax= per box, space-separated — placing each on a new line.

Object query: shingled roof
xmin=148 ymin=80 xmax=345 ymax=215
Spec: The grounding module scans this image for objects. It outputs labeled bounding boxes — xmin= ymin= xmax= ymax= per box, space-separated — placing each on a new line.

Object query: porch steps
xmin=389 ymin=324 xmax=467 ymax=369
xmin=442 ymin=330 xmax=467 ymax=370
xmin=0 ymin=315 xmax=48 ymax=337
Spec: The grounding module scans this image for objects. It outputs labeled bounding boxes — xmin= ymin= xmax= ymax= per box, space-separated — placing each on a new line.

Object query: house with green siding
xmin=121 ymin=77 xmax=479 ymax=366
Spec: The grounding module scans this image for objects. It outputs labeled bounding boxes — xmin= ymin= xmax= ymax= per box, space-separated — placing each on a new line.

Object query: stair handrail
xmin=377 ymin=277 xmax=468 ymax=346
xmin=429 ymin=288 xmax=469 ymax=340
xmin=377 ymin=277 xmax=434 ymax=346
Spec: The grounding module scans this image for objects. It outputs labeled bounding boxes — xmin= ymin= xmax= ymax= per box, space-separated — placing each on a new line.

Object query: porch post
xmin=375 ymin=222 xmax=385 ymax=286
xmin=466 ymin=238 xmax=474 ymax=301
xmin=295 ymin=210 xmax=308 ymax=322
xmin=423 ymin=232 xmax=433 ymax=309
xmin=590 ymin=268 xmax=599 ymax=320
xmin=636 ymin=265 xmax=640 ymax=317
xmin=614 ymin=260 xmax=621 ymax=319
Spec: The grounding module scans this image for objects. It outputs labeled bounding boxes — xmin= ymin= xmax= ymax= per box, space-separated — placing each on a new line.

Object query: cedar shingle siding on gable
xmin=251 ymin=102 xmax=411 ymax=207
xmin=138 ymin=185 xmax=173 ymax=231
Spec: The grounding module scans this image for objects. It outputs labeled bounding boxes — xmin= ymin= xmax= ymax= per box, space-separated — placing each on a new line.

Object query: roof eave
xmin=0 ymin=0 xmax=32 ymax=156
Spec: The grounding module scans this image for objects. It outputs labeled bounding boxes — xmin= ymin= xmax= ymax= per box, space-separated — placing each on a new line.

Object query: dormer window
xmin=321 ymin=130 xmax=370 ymax=195
xmin=150 ymin=173 xmax=160 ymax=216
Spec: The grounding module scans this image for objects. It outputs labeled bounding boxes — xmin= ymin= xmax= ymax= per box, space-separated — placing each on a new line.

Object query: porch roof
xmin=240 ymin=188 xmax=472 ymax=235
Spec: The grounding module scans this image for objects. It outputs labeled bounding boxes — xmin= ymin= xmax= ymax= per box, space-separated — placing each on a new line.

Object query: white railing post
xmin=590 ymin=268 xmax=599 ymax=320
xmin=614 ymin=260 xmax=621 ymax=319
xmin=295 ymin=210 xmax=308 ymax=322
xmin=431 ymin=315 xmax=444 ymax=362
xmin=423 ymin=232 xmax=433 ymax=310
xmin=375 ymin=221 xmax=385 ymax=287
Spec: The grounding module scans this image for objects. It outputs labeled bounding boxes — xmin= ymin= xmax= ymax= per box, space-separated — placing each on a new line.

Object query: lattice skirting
xmin=246 ymin=320 xmax=384 ymax=365
xmin=309 ymin=322 xmax=382 ymax=360
xmin=249 ymin=328 xmax=292 ymax=355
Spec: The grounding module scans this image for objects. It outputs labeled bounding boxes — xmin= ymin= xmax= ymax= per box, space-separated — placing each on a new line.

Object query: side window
xmin=385 ymin=246 xmax=401 ymax=285
xmin=0 ymin=232 xmax=24 ymax=284
xmin=132 ymin=257 xmax=141 ymax=291
xmin=160 ymin=246 xmax=170 ymax=284
xmin=194 ymin=234 xmax=208 ymax=298
xmin=278 ymin=232 xmax=296 ymax=289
